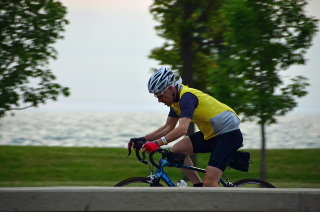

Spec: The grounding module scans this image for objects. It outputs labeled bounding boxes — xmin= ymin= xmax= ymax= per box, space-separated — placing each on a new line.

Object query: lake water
xmin=0 ymin=110 xmax=319 ymax=149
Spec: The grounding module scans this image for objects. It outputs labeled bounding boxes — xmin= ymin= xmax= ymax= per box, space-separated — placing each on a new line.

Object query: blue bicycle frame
xmin=151 ymin=157 xmax=232 ymax=187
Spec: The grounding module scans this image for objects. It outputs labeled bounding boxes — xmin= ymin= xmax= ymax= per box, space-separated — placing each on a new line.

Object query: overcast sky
xmin=41 ymin=0 xmax=320 ymax=114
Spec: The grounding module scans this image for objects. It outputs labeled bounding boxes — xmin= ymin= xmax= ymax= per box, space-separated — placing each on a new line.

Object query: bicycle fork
xmin=147 ymin=165 xmax=176 ymax=187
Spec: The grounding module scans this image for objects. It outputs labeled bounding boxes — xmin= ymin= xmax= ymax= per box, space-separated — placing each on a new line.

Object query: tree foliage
xmin=0 ymin=0 xmax=70 ymax=117
xmin=210 ymin=0 xmax=318 ymax=125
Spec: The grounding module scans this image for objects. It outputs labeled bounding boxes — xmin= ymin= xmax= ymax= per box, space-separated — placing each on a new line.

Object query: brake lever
xmin=127 ymin=140 xmax=148 ymax=165
xmin=127 ymin=141 xmax=133 ymax=157
xmin=127 ymin=140 xmax=144 ymax=157
xmin=136 ymin=148 xmax=148 ymax=165
xmin=141 ymin=151 xmax=148 ymax=164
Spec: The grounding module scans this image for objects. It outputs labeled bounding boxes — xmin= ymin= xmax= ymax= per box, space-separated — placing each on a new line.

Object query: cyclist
xmin=129 ymin=67 xmax=243 ymax=187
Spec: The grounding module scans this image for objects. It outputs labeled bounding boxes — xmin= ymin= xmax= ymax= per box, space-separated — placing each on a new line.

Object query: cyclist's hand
xmin=142 ymin=141 xmax=160 ymax=153
xmin=128 ymin=137 xmax=146 ymax=151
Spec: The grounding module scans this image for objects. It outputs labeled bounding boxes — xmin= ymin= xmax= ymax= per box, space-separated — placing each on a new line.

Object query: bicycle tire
xmin=232 ymin=178 xmax=276 ymax=188
xmin=114 ymin=177 xmax=164 ymax=187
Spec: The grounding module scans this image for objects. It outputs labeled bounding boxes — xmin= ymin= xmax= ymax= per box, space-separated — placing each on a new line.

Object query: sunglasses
xmin=154 ymin=90 xmax=166 ymax=98
xmin=154 ymin=87 xmax=173 ymax=98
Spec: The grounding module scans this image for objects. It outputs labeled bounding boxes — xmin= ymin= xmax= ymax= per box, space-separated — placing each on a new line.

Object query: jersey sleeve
xmin=168 ymin=107 xmax=179 ymax=117
xmin=180 ymin=92 xmax=198 ymax=118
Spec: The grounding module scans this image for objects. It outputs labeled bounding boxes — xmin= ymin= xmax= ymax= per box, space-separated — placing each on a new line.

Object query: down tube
xmin=155 ymin=168 xmax=176 ymax=187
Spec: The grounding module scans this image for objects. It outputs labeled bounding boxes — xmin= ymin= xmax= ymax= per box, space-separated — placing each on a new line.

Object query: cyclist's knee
xmin=170 ymin=143 xmax=180 ymax=152
xmin=171 ymin=137 xmax=193 ymax=155
xmin=170 ymin=145 xmax=186 ymax=155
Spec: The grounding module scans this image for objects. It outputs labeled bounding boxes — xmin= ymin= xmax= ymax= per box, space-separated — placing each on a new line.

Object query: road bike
xmin=114 ymin=141 xmax=276 ymax=188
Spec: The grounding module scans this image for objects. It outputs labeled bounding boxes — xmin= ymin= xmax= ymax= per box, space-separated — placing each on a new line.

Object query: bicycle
xmin=114 ymin=140 xmax=276 ymax=188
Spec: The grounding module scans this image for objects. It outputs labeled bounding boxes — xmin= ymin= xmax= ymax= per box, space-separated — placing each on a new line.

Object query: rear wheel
xmin=232 ymin=178 xmax=276 ymax=188
xmin=114 ymin=177 xmax=164 ymax=187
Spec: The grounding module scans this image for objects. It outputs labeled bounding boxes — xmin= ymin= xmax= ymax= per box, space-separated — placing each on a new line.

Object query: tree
xmin=209 ymin=0 xmax=318 ymax=179
xmin=149 ymin=0 xmax=225 ymax=90
xmin=0 ymin=0 xmax=70 ymax=117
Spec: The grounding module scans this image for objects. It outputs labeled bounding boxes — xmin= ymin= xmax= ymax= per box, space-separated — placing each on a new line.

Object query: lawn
xmin=0 ymin=146 xmax=319 ymax=187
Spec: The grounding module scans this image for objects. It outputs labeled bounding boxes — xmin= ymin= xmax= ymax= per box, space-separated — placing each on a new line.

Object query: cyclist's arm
xmin=144 ymin=116 xmax=179 ymax=141
xmin=156 ymin=117 xmax=191 ymax=146
xmin=155 ymin=93 xmax=197 ymax=146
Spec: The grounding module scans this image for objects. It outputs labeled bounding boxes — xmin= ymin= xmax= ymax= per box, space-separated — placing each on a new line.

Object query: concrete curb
xmin=0 ymin=187 xmax=319 ymax=212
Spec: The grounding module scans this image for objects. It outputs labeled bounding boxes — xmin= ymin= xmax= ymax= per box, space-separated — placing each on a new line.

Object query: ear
xmin=168 ymin=85 xmax=175 ymax=92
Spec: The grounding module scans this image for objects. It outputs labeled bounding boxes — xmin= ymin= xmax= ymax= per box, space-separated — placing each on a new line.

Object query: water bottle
xmin=177 ymin=180 xmax=188 ymax=187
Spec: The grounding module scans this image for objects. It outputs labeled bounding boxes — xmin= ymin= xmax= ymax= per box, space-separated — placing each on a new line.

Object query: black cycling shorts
xmin=189 ymin=129 xmax=243 ymax=172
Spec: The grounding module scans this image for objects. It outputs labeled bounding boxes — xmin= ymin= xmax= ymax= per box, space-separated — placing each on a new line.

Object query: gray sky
xmin=42 ymin=0 xmax=320 ymax=114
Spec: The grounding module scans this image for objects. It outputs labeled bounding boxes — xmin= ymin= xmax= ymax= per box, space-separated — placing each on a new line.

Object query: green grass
xmin=0 ymin=146 xmax=319 ymax=188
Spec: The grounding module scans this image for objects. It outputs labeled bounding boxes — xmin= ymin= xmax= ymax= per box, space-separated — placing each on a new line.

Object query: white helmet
xmin=148 ymin=67 xmax=175 ymax=93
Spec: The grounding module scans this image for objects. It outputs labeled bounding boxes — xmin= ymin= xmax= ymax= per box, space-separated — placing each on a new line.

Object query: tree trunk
xmin=180 ymin=1 xmax=197 ymax=181
xmin=181 ymin=1 xmax=195 ymax=88
xmin=260 ymin=123 xmax=267 ymax=180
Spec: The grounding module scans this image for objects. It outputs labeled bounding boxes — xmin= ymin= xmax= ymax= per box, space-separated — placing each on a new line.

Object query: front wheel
xmin=232 ymin=178 xmax=276 ymax=188
xmin=114 ymin=177 xmax=164 ymax=187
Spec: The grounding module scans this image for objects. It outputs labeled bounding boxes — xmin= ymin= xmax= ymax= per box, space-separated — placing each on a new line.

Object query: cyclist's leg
xmin=205 ymin=129 xmax=243 ymax=187
xmin=173 ymin=131 xmax=217 ymax=186
xmin=171 ymin=136 xmax=202 ymax=185
xmin=204 ymin=166 xmax=223 ymax=187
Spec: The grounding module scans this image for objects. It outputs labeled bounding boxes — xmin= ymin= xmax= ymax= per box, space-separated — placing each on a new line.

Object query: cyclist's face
xmin=155 ymin=87 xmax=174 ymax=107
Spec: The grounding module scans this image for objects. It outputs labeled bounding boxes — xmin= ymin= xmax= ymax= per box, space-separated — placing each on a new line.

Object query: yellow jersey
xmin=171 ymin=85 xmax=240 ymax=140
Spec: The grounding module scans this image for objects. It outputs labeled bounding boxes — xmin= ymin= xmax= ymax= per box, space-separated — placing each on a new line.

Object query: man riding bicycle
xmin=128 ymin=67 xmax=243 ymax=187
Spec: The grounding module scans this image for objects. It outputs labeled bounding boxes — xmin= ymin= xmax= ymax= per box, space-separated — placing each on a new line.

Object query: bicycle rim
xmin=114 ymin=177 xmax=164 ymax=187
xmin=232 ymin=178 xmax=276 ymax=188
